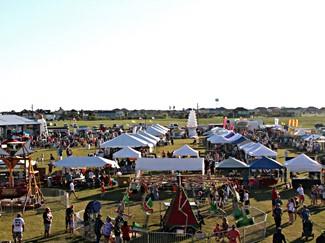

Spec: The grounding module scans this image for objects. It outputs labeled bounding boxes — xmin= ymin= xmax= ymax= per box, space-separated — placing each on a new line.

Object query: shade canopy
xmin=100 ymin=133 xmax=151 ymax=148
xmin=55 ymin=156 xmax=119 ymax=168
xmin=207 ymin=134 xmax=229 ymax=144
xmin=249 ymin=157 xmax=283 ymax=169
xmin=153 ymin=124 xmax=169 ymax=132
xmin=215 ymin=157 xmax=249 ymax=169
xmin=173 ymin=145 xmax=199 ymax=157
xmin=248 ymin=144 xmax=277 ymax=157
xmin=132 ymin=133 xmax=157 ymax=146
xmin=146 ymin=126 xmax=166 ymax=137
xmin=284 ymin=154 xmax=322 ymax=172
xmin=231 ymin=136 xmax=248 ymax=145
xmin=135 ymin=158 xmax=204 ymax=174
xmin=138 ymin=131 xmax=160 ymax=142
xmin=113 ymin=147 xmax=141 ymax=159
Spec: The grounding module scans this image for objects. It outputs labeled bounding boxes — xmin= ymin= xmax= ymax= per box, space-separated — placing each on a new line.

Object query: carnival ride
xmin=0 ymin=139 xmax=44 ymax=212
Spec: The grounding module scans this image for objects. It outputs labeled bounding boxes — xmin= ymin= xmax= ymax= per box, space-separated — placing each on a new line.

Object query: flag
xmin=122 ymin=194 xmax=130 ymax=204
xmin=295 ymin=119 xmax=299 ymax=127
xmin=288 ymin=119 xmax=292 ymax=127
xmin=292 ymin=119 xmax=296 ymax=127
xmin=146 ymin=197 xmax=153 ymax=208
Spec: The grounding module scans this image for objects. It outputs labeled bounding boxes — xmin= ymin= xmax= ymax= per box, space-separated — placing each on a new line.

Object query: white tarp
xmin=215 ymin=157 xmax=249 ymax=169
xmin=248 ymin=145 xmax=277 ymax=157
xmin=284 ymin=154 xmax=322 ymax=172
xmin=136 ymin=158 xmax=205 ymax=174
xmin=55 ymin=156 xmax=119 ymax=168
xmin=100 ymin=133 xmax=151 ymax=148
xmin=113 ymin=147 xmax=141 ymax=159
xmin=173 ymin=144 xmax=199 ymax=157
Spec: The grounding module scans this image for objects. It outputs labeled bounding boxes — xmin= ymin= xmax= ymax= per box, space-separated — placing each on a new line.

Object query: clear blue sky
xmin=1 ymin=0 xmax=324 ymax=111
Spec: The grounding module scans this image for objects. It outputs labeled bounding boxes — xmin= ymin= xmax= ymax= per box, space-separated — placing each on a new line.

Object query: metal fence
xmin=130 ymin=231 xmax=194 ymax=243
xmin=41 ymin=188 xmax=69 ymax=208
xmin=73 ymin=206 xmax=267 ymax=243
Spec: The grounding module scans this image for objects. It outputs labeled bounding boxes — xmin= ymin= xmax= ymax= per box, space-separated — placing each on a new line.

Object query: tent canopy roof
xmin=284 ymin=154 xmax=322 ymax=172
xmin=215 ymin=157 xmax=248 ymax=169
xmin=113 ymin=147 xmax=141 ymax=159
xmin=135 ymin=158 xmax=204 ymax=174
xmin=248 ymin=144 xmax=277 ymax=157
xmin=100 ymin=133 xmax=151 ymax=148
xmin=173 ymin=145 xmax=199 ymax=157
xmin=55 ymin=156 xmax=119 ymax=168
xmin=249 ymin=157 xmax=283 ymax=169
xmin=138 ymin=131 xmax=160 ymax=142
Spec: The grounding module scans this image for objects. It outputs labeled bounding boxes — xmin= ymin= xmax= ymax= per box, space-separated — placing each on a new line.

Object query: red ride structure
xmin=0 ymin=140 xmax=44 ymax=212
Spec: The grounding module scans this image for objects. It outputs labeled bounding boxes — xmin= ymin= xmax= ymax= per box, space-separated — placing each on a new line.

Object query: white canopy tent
xmin=55 ymin=156 xmax=119 ymax=168
xmin=152 ymin=125 xmax=168 ymax=134
xmin=173 ymin=145 xmax=199 ymax=158
xmin=248 ymin=145 xmax=277 ymax=157
xmin=100 ymin=133 xmax=151 ymax=148
xmin=284 ymin=154 xmax=322 ymax=172
xmin=146 ymin=126 xmax=166 ymax=137
xmin=136 ymin=158 xmax=205 ymax=175
xmin=132 ymin=133 xmax=157 ymax=146
xmin=153 ymin=124 xmax=169 ymax=132
xmin=138 ymin=130 xmax=160 ymax=142
xmin=207 ymin=134 xmax=229 ymax=144
xmin=215 ymin=157 xmax=249 ymax=169
xmin=113 ymin=147 xmax=141 ymax=159
xmin=227 ymin=133 xmax=243 ymax=143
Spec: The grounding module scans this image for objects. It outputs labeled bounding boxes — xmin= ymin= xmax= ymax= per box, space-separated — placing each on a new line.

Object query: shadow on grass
xmin=24 ymin=230 xmax=84 ymax=243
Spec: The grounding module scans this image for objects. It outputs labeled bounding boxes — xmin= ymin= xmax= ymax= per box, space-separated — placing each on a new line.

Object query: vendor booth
xmin=173 ymin=145 xmax=199 ymax=158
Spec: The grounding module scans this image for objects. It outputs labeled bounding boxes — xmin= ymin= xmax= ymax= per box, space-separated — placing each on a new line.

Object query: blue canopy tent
xmin=249 ymin=157 xmax=283 ymax=187
xmin=249 ymin=157 xmax=283 ymax=170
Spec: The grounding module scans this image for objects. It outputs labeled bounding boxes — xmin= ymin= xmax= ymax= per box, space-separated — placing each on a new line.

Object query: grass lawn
xmin=1 ymin=137 xmax=325 ymax=242
xmin=52 ymin=115 xmax=325 ymax=129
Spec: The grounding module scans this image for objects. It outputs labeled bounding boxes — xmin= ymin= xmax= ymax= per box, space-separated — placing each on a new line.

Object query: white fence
xmin=41 ymin=188 xmax=69 ymax=208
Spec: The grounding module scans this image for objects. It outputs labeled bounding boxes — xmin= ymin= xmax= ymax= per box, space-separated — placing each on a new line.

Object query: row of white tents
xmin=206 ymin=127 xmax=277 ymax=158
xmin=100 ymin=124 xmax=169 ymax=149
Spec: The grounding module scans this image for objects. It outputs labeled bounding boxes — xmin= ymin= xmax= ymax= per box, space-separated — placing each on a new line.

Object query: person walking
xmin=272 ymin=227 xmax=286 ymax=243
xmin=69 ymin=181 xmax=78 ymax=199
xmin=273 ymin=203 xmax=282 ymax=228
xmin=297 ymin=184 xmax=305 ymax=205
xmin=65 ymin=205 xmax=75 ymax=233
xmin=287 ymin=198 xmax=295 ymax=224
xmin=43 ymin=207 xmax=53 ymax=238
xmin=12 ymin=213 xmax=25 ymax=243
xmin=102 ymin=217 xmax=114 ymax=243
xmin=94 ymin=214 xmax=104 ymax=243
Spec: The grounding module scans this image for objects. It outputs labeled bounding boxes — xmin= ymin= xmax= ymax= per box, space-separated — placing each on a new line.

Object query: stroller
xmin=302 ymin=218 xmax=314 ymax=240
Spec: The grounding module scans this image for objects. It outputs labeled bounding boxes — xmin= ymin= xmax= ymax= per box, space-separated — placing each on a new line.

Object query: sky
xmin=0 ymin=0 xmax=325 ymax=111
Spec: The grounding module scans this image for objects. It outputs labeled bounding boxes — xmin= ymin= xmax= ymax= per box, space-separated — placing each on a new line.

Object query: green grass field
xmin=52 ymin=115 xmax=325 ymax=129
